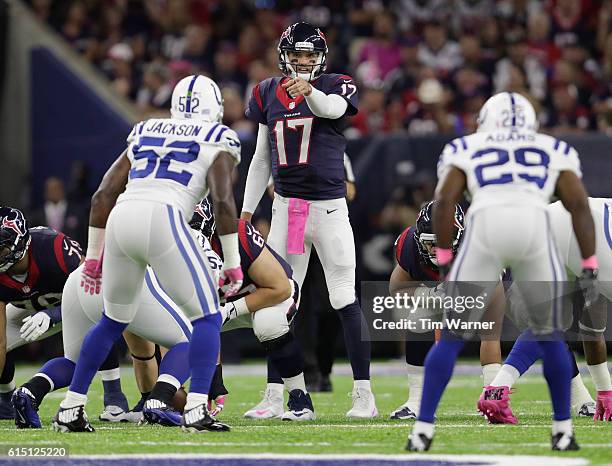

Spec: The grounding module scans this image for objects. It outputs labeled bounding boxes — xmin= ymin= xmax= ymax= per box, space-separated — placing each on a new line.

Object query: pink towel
xmin=287 ymin=198 xmax=310 ymax=255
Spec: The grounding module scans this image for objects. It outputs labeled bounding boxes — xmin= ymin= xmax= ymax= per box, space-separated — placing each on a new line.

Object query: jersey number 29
xmin=130 ymin=137 xmax=199 ymax=186
xmin=472 ymin=147 xmax=549 ymax=189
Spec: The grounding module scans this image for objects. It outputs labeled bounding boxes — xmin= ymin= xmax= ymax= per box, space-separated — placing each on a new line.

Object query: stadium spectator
xmin=418 ymin=20 xmax=462 ymax=77
xmin=356 ymin=10 xmax=402 ymax=81
xmin=135 ymin=63 xmax=172 ymax=116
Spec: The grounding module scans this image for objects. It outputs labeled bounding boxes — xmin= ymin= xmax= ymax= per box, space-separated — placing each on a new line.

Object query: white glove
xmin=20 ymin=312 xmax=52 ymax=342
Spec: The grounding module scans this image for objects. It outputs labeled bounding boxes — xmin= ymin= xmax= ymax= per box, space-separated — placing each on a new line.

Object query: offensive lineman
xmin=241 ymin=22 xmax=376 ymax=418
xmin=0 ymin=207 xmax=132 ymax=424
xmin=53 ymin=75 xmax=242 ymax=433
xmin=407 ymin=92 xmax=598 ymax=451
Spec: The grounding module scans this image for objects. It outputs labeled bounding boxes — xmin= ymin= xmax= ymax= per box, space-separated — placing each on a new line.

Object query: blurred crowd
xmin=28 ymin=0 xmax=612 ymax=138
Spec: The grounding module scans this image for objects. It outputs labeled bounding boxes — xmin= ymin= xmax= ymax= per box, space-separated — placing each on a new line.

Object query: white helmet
xmin=477 ymin=92 xmax=538 ymax=133
xmin=171 ymin=75 xmax=223 ymax=122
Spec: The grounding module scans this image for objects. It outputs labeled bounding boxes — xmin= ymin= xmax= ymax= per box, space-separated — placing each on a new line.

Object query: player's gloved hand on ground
xmin=208 ymin=395 xmax=225 ymax=417
xmin=220 ymin=266 xmax=243 ymax=297
xmin=81 ymin=259 xmax=102 ymax=295
xmin=594 ymin=390 xmax=612 ymax=422
xmin=20 ymin=312 xmax=51 ymax=342
xmin=577 ymin=268 xmax=599 ymax=308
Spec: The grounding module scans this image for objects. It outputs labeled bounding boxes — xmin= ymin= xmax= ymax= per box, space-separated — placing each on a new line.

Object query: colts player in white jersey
xmin=483 ymin=198 xmax=612 ymax=422
xmin=53 ymin=75 xmax=243 ymax=433
xmin=407 ymin=92 xmax=599 ymax=452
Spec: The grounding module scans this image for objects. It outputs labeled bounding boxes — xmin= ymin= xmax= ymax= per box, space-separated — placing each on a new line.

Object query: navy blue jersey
xmin=0 ymin=227 xmax=83 ymax=310
xmin=394 ymin=226 xmax=439 ymax=282
xmin=238 ymin=219 xmax=293 ymax=287
xmin=246 ymin=74 xmax=359 ymax=201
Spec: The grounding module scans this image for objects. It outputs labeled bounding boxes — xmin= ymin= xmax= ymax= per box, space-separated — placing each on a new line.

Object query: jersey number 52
xmin=130 ymin=137 xmax=199 ymax=186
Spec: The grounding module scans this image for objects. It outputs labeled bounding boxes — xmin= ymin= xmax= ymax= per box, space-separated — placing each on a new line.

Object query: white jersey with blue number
xmin=437 ymin=132 xmax=582 ymax=213
xmin=117 ymin=118 xmax=241 ymax=218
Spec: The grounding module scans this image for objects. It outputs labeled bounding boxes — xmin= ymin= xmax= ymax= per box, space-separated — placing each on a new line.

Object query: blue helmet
xmin=189 ymin=198 xmax=216 ymax=240
xmin=0 ymin=207 xmax=31 ymax=273
xmin=278 ymin=22 xmax=328 ymax=81
xmin=414 ymin=201 xmax=465 ymax=268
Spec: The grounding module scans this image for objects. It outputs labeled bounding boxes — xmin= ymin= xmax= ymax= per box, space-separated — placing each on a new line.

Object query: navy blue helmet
xmin=0 ymin=207 xmax=31 ymax=273
xmin=189 ymin=198 xmax=216 ymax=240
xmin=414 ymin=201 xmax=465 ymax=268
xmin=278 ymin=22 xmax=328 ymax=81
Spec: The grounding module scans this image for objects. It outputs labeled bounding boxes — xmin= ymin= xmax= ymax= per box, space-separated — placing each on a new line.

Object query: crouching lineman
xmin=143 ymin=199 xmax=315 ymax=424
xmin=479 ymin=197 xmax=612 ymax=423
xmin=389 ymin=201 xmax=504 ymax=419
xmin=0 ymin=207 xmax=131 ymax=425
xmin=11 ymin=254 xmax=198 ymax=428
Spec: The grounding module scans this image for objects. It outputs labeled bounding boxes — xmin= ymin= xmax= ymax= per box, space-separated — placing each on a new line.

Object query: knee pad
xmin=579 ymin=300 xmax=607 ymax=335
xmin=260 ymin=331 xmax=293 ymax=353
xmin=329 ymin=288 xmax=355 ymax=310
xmin=252 ymin=306 xmax=289 ymax=342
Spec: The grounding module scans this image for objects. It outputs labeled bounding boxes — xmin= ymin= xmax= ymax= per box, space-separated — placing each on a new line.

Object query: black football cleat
xmin=552 ymin=432 xmax=580 ymax=451
xmin=406 ymin=433 xmax=433 ymax=452
xmin=181 ymin=404 xmax=230 ymax=433
xmin=52 ymin=405 xmax=95 ymax=433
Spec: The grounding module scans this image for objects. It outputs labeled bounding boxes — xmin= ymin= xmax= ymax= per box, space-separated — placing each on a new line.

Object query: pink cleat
xmin=477 ymin=385 xmax=518 ymax=424
xmin=594 ymin=390 xmax=612 ymax=422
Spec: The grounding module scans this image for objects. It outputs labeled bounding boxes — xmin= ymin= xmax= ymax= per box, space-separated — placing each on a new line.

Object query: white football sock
xmin=284 ymin=374 xmax=307 ymax=393
xmin=60 ymin=390 xmax=87 ymax=409
xmin=413 ymin=420 xmax=435 ymax=437
xmin=184 ymin=392 xmax=208 ymax=411
xmin=552 ymin=418 xmax=572 ymax=435
xmin=587 ymin=362 xmax=612 ymax=391
xmin=570 ymin=374 xmax=594 ymax=409
xmin=267 ymin=383 xmax=284 ymax=396
xmin=481 ymin=363 xmax=501 ymax=387
xmin=406 ymin=364 xmax=424 ymax=410
xmin=354 ymin=379 xmax=371 ymax=391
xmin=490 ymin=364 xmax=520 ymax=388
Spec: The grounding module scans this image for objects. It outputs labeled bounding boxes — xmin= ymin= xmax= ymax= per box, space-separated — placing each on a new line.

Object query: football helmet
xmin=414 ymin=201 xmax=465 ymax=268
xmin=0 ymin=207 xmax=31 ymax=273
xmin=171 ymin=75 xmax=223 ymax=123
xmin=278 ymin=22 xmax=328 ymax=81
xmin=189 ymin=198 xmax=216 ymax=240
xmin=477 ymin=92 xmax=538 ymax=133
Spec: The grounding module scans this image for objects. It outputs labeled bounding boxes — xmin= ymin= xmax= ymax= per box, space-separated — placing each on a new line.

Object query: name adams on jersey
xmin=0 ymin=227 xmax=82 ymax=310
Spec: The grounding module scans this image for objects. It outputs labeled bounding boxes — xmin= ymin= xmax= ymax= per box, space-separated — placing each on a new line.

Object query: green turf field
xmin=1 ymin=365 xmax=610 ymax=465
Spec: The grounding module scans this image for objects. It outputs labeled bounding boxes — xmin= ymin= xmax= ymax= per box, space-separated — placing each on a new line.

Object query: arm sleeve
xmin=304 ymin=86 xmax=348 ymax=119
xmin=242 ymin=124 xmax=272 ymax=214
xmin=41 ymin=306 xmax=62 ymax=324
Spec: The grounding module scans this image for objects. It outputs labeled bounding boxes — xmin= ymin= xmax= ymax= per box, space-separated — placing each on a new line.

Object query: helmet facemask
xmin=280 ymin=48 xmax=326 ymax=82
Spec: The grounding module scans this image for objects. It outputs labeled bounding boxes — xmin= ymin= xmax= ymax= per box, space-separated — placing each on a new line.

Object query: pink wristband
xmin=436 ymin=248 xmax=453 ymax=266
xmin=581 ymin=255 xmax=598 ymax=269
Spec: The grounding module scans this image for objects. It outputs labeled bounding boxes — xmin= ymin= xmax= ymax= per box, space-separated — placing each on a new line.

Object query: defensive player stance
xmin=242 ymin=22 xmax=376 ymax=418
xmin=141 ymin=201 xmax=315 ymax=424
xmin=389 ymin=201 xmax=504 ymax=419
xmin=0 ymin=207 xmax=132 ymax=424
xmin=12 ymin=260 xmax=193 ymax=428
xmin=479 ymin=197 xmax=612 ymax=422
xmin=407 ymin=92 xmax=598 ymax=452
xmin=53 ymin=75 xmax=242 ymax=433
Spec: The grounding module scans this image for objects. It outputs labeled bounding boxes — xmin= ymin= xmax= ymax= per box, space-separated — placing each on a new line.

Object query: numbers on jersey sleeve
xmin=130 ymin=137 xmax=199 ymax=187
xmin=341 ymin=83 xmax=357 ymax=98
xmin=273 ymin=117 xmax=313 ymax=166
xmin=245 ymin=222 xmax=265 ymax=248
xmin=472 ymin=146 xmax=550 ymax=189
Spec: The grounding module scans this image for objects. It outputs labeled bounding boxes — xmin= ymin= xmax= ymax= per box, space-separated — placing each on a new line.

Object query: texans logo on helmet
xmin=2 ymin=217 xmax=26 ymax=236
